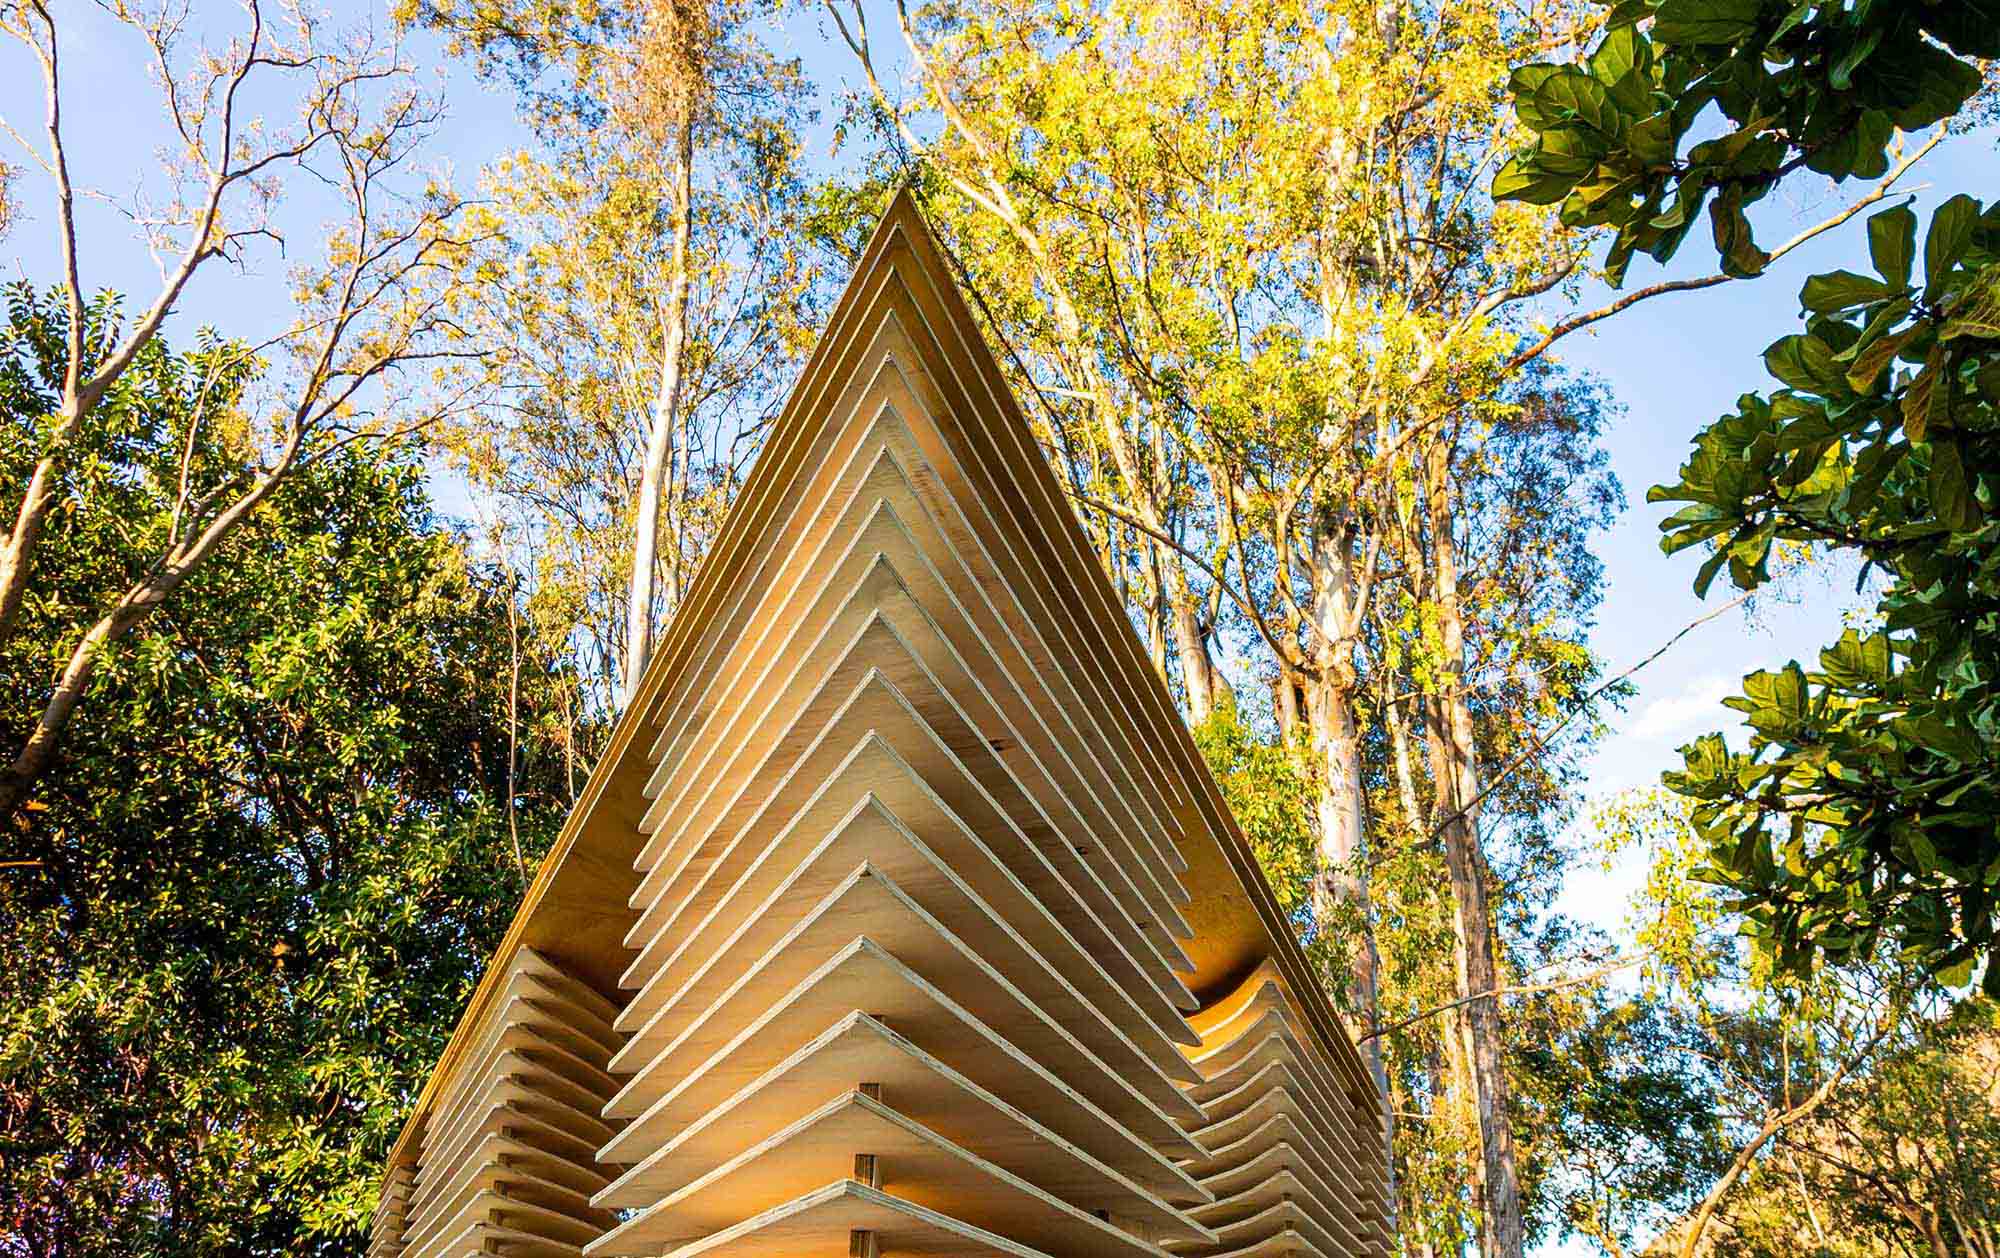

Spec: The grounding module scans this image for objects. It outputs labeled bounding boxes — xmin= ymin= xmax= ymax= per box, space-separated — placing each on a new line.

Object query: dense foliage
xmin=1706 ymin=998 xmax=2000 ymax=1256
xmin=0 ymin=285 xmax=572 ymax=1253
xmin=1499 ymin=0 xmax=2000 ymax=991
xmin=1499 ymin=0 xmax=1994 ymax=280
xmin=1655 ymin=198 xmax=2000 ymax=992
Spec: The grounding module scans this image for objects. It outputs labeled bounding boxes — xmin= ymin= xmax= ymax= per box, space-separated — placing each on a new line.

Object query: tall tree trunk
xmin=1422 ymin=441 xmax=1523 ymax=1258
xmin=622 ymin=121 xmax=695 ymax=700
xmin=1166 ymin=566 xmax=1228 ymax=723
xmin=1304 ymin=521 xmax=1394 ymax=1196
xmin=1385 ymin=692 xmax=1421 ymax=830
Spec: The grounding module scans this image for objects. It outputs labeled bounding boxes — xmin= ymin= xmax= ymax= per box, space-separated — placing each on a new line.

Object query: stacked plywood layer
xmin=368 ymin=1159 xmax=415 ymax=1258
xmin=375 ymin=191 xmax=1387 ymax=1258
xmin=396 ymin=949 xmax=624 ymax=1258
xmin=1170 ymin=966 xmax=1390 ymax=1258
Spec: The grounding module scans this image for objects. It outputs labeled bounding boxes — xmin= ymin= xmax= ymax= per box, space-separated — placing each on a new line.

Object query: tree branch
xmin=1361 ymin=953 xmax=1642 ymax=1042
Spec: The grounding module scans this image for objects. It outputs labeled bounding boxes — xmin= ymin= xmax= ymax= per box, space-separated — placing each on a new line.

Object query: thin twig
xmin=1508 ymin=129 xmax=1944 ymax=371
xmin=1418 ymin=587 xmax=1755 ymax=850
xmin=1063 ymin=487 xmax=1300 ymax=677
xmin=1362 ymin=954 xmax=1642 ymax=1041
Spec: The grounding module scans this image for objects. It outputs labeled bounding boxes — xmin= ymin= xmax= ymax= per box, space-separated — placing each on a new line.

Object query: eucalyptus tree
xmin=1592 ymin=788 xmax=1965 ymax=1258
xmin=406 ymin=0 xmax=823 ymax=709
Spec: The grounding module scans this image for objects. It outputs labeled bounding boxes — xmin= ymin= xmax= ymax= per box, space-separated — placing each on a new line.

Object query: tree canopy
xmin=1500 ymin=0 xmax=2000 ymax=993
xmin=0 ymin=283 xmax=575 ymax=1251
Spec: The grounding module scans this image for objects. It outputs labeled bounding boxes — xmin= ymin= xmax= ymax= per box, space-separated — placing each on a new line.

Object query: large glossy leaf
xmin=1868 ymin=203 xmax=1917 ymax=290
xmin=1925 ymin=195 xmax=1979 ymax=301
xmin=1801 ymin=270 xmax=1892 ymax=313
xmin=1652 ymin=0 xmax=1763 ymax=45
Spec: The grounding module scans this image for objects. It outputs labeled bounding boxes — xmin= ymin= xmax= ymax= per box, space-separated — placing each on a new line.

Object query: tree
xmin=0 ymin=284 xmax=576 ymax=1254
xmin=1591 ymin=788 xmax=1953 ymax=1258
xmin=0 ymin=1 xmax=492 ymax=820
xmin=1497 ymin=0 xmax=1999 ymax=988
xmin=1495 ymin=0 xmax=1993 ymax=283
xmin=404 ymin=0 xmax=823 ymax=705
xmin=1734 ymin=999 xmax=2000 ymax=1258
xmin=1657 ymin=197 xmax=2000 ymax=991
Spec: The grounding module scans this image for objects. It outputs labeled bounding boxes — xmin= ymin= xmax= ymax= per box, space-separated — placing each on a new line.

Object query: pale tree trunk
xmin=623 ymin=121 xmax=695 ymax=700
xmin=1078 ymin=354 xmax=1227 ymax=724
xmin=1303 ymin=519 xmax=1394 ymax=1185
xmin=1421 ymin=440 xmax=1523 ymax=1258
xmin=0 ymin=428 xmax=306 ymax=818
xmin=1165 ymin=561 xmax=1228 ymax=723
xmin=1384 ymin=692 xmax=1421 ymax=830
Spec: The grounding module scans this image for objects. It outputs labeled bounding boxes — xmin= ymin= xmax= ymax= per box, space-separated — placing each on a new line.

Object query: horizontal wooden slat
xmin=594 ymin=1093 xmax=1176 ymax=1257
xmin=601 ymin=937 xmax=1199 ymax=1198
xmin=606 ymin=863 xmax=1202 ymax=1159
xmin=597 ymin=1011 xmax=1204 ymax=1230
xmin=381 ymin=192 xmax=1385 ymax=1258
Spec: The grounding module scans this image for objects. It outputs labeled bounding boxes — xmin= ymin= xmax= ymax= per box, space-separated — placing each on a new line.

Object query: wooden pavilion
xmin=370 ymin=190 xmax=1390 ymax=1258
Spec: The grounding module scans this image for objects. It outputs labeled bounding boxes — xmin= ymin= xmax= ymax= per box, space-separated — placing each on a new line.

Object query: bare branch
xmin=1361 ymin=954 xmax=1642 ymax=1042
xmin=1414 ymin=587 xmax=1755 ymax=854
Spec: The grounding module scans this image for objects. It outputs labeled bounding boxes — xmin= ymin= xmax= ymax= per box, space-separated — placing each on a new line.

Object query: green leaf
xmin=1828 ymin=25 xmax=1884 ymax=92
xmin=1924 ymin=194 xmax=1979 ymax=301
xmin=1693 ymin=544 xmax=1730 ymax=597
xmin=1741 ymin=663 xmax=1809 ymax=733
xmin=1929 ymin=439 xmax=1981 ymax=532
xmin=1800 ymin=269 xmax=1891 ymax=313
xmin=1846 ymin=324 xmax=1918 ymax=393
xmin=1907 ymin=828 xmax=1938 ymax=875
xmin=1588 ymin=24 xmax=1644 ymax=86
xmin=1536 ymin=128 xmax=1607 ymax=175
xmin=1978 ymin=358 xmax=2000 ymax=402
xmin=1867 ymin=203 xmax=1916 ymax=290
xmin=1901 ymin=342 xmax=1949 ymax=442
xmin=1877 ymin=40 xmax=1984 ymax=131
xmin=1808 ymin=108 xmax=1894 ymax=181
xmin=1896 ymin=710 xmax=1984 ymax=763
xmin=1628 ymin=111 xmax=1678 ymax=165
xmin=1508 ymin=64 xmax=1564 ymax=131
xmin=1819 ymin=629 xmax=1892 ymax=688
xmin=1927 ymin=0 xmax=2000 ymax=59
xmin=1764 ymin=334 xmax=1839 ymax=393
xmin=1493 ymin=154 xmax=1574 ymax=206
xmin=1535 ymin=68 xmax=1620 ymax=136
xmin=1710 ymin=184 xmax=1770 ymax=277
xmin=1653 ymin=0 xmax=1763 ymax=45
xmin=1836 ymin=295 xmax=1915 ymax=360
xmin=1939 ymin=265 xmax=2000 ymax=341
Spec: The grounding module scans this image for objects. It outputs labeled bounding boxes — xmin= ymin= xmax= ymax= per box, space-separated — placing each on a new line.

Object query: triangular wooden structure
xmin=372 ymin=191 xmax=1389 ymax=1258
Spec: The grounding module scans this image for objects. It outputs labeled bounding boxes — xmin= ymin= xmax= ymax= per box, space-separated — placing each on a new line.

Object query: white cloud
xmin=1627 ymin=674 xmax=1736 ymax=741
